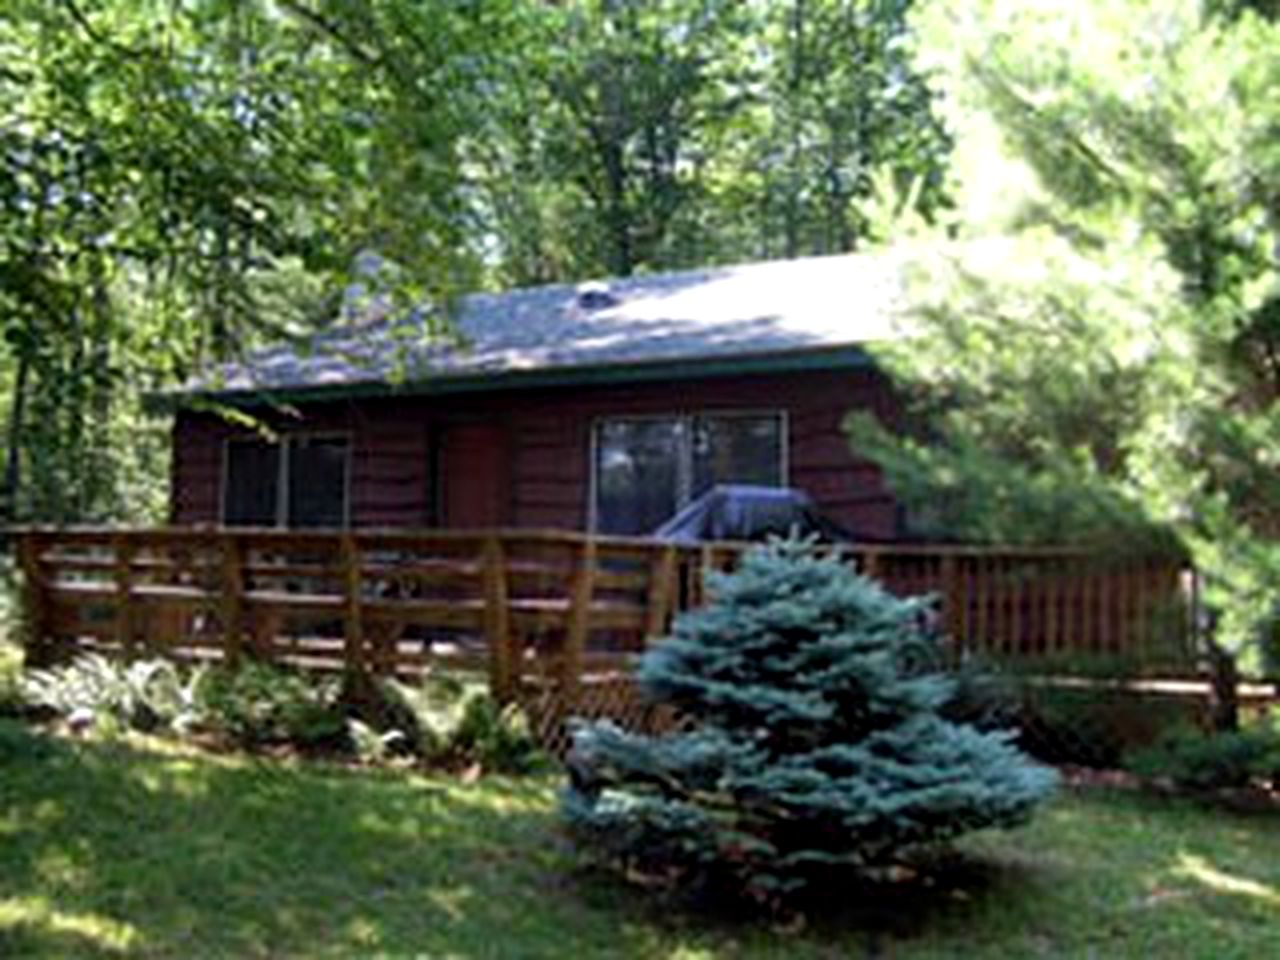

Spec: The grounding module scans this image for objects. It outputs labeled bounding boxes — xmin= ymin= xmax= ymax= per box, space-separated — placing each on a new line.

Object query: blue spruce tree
xmin=563 ymin=540 xmax=1056 ymax=902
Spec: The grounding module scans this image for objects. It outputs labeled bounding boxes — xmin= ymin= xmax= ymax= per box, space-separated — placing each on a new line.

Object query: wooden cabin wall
xmin=170 ymin=368 xmax=903 ymax=538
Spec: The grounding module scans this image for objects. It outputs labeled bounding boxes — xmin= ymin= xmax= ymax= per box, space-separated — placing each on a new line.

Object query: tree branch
xmin=276 ymin=0 xmax=382 ymax=67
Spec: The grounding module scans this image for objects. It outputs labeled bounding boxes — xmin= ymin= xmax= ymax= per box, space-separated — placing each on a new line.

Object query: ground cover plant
xmin=1 ymin=719 xmax=1278 ymax=958
xmin=564 ymin=541 xmax=1057 ymax=905
xmin=1128 ymin=724 xmax=1280 ymax=793
xmin=17 ymin=655 xmax=541 ymax=774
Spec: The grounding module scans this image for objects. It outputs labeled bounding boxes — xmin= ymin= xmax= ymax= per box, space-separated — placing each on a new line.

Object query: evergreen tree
xmin=852 ymin=0 xmax=1280 ymax=686
xmin=563 ymin=541 xmax=1055 ymax=903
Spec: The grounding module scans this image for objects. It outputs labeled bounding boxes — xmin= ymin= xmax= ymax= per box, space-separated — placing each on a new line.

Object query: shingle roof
xmin=188 ymin=251 xmax=906 ymax=401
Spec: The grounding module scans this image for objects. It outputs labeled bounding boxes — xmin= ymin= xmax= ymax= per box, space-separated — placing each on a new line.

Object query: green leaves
xmin=865 ymin=0 xmax=1280 ymax=656
xmin=0 ymin=0 xmax=511 ymax=522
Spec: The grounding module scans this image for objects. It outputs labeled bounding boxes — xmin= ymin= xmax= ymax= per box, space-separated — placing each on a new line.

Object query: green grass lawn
xmin=1 ymin=720 xmax=1278 ymax=959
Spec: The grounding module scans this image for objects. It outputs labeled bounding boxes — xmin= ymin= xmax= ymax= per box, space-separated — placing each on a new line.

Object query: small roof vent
xmin=575 ymin=280 xmax=618 ymax=311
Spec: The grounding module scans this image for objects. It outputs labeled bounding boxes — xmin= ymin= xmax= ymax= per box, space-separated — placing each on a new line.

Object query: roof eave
xmin=147 ymin=344 xmax=877 ymax=413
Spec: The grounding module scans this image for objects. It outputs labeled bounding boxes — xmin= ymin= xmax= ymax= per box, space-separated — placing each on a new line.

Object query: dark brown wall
xmin=171 ymin=368 xmax=903 ymax=539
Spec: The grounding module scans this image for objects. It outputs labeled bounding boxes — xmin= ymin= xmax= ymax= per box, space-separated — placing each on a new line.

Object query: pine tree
xmin=562 ymin=540 xmax=1056 ymax=902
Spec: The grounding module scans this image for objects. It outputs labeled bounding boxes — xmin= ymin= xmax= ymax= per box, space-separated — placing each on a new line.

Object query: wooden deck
xmin=17 ymin=526 xmax=1195 ymax=681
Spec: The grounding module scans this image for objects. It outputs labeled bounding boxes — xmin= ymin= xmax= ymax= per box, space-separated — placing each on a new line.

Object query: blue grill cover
xmin=650 ymin=485 xmax=851 ymax=543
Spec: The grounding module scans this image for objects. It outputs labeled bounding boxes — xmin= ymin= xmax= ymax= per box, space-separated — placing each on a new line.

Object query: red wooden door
xmin=440 ymin=422 xmax=509 ymax=528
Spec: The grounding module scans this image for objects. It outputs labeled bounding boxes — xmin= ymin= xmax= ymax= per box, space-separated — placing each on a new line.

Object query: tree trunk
xmin=1205 ymin=633 xmax=1240 ymax=733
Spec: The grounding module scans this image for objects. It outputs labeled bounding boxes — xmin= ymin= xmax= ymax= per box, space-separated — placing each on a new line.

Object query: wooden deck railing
xmin=15 ymin=528 xmax=1197 ymax=707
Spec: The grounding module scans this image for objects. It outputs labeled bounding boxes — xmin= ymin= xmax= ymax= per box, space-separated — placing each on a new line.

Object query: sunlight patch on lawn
xmin=1176 ymin=854 xmax=1280 ymax=907
xmin=34 ymin=847 xmax=89 ymax=889
xmin=427 ymin=885 xmax=475 ymax=924
xmin=0 ymin=895 xmax=140 ymax=953
xmin=344 ymin=914 xmax=382 ymax=949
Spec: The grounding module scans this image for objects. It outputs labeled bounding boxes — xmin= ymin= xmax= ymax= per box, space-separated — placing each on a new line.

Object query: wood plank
xmin=562 ymin=538 xmax=597 ymax=704
xmin=482 ymin=535 xmax=514 ymax=701
xmin=221 ymin=535 xmax=245 ymax=664
xmin=341 ymin=534 xmax=366 ymax=676
xmin=114 ymin=537 xmax=136 ymax=656
xmin=645 ymin=544 xmax=678 ymax=640
xmin=18 ymin=533 xmax=50 ymax=663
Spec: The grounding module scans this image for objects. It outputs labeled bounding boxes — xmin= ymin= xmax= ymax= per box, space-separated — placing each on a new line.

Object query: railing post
xmin=341 ymin=533 xmax=366 ymax=681
xmin=645 ymin=543 xmax=678 ymax=642
xmin=18 ymin=532 xmax=51 ymax=666
xmin=113 ymin=534 xmax=136 ymax=658
xmin=698 ymin=544 xmax=717 ymax=605
xmin=482 ymin=534 xmax=514 ymax=702
xmin=862 ymin=549 xmax=882 ymax=582
xmin=563 ymin=536 xmax=597 ymax=708
xmin=221 ymin=533 xmax=245 ymax=666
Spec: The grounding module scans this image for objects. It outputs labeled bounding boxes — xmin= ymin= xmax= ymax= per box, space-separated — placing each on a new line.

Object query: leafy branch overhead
xmin=0 ymin=0 xmax=946 ymax=526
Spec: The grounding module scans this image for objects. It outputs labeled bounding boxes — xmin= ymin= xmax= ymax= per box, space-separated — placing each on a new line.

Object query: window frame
xmin=220 ymin=431 xmax=353 ymax=529
xmin=587 ymin=409 xmax=789 ymax=534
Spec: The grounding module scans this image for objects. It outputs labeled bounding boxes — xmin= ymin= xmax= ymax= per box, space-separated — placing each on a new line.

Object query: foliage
xmin=0 ymin=716 xmax=52 ymax=766
xmin=1128 ymin=725 xmax=1280 ymax=791
xmin=1013 ymin=686 xmax=1198 ymax=770
xmin=0 ymin=640 xmax=21 ymax=715
xmin=0 ymin=0 xmax=506 ymax=524
xmin=369 ymin=675 xmax=544 ymax=774
xmin=21 ymin=653 xmax=204 ymax=735
xmin=196 ymin=661 xmax=347 ymax=751
xmin=938 ymin=653 xmax=1022 ymax=732
xmin=461 ymin=0 xmax=950 ymax=284
xmin=21 ymin=654 xmax=345 ymax=749
xmin=855 ymin=0 xmax=1280 ymax=670
xmin=563 ymin=540 xmax=1056 ymax=903
xmin=14 ymin=651 xmax=543 ymax=768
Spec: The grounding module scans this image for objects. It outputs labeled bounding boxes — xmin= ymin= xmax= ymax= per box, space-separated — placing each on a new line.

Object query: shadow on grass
xmin=0 ymin=720 xmax=1055 ymax=959
xmin=564 ymin=841 xmax=1042 ymax=946
xmin=0 ymin=723 xmax=570 ymax=957
xmin=12 ymin=721 xmax=1270 ymax=960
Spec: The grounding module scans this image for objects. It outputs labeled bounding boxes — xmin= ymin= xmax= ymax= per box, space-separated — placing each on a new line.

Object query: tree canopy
xmin=852 ymin=0 xmax=1280 ymax=660
xmin=0 ymin=0 xmax=946 ymax=524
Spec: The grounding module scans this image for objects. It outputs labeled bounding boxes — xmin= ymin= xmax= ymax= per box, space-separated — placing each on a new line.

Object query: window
xmin=288 ymin=437 xmax=350 ymax=528
xmin=595 ymin=419 xmax=683 ymax=537
xmin=223 ymin=440 xmax=280 ymax=527
xmin=592 ymin=413 xmax=785 ymax=535
xmin=222 ymin=435 xmax=350 ymax=528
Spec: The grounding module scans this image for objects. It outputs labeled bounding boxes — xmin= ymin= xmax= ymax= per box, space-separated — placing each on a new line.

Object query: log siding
xmin=171 ymin=369 xmax=902 ymax=538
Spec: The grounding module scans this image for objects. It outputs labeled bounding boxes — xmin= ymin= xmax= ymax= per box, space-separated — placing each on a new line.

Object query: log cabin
xmin=166 ymin=253 xmax=912 ymax=539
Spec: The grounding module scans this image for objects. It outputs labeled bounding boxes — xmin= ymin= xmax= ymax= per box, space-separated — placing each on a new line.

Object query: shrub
xmin=1018 ymin=686 xmax=1199 ymax=769
xmin=196 ymin=662 xmax=347 ymax=750
xmin=563 ymin=540 xmax=1057 ymax=904
xmin=370 ymin=675 xmax=544 ymax=773
xmin=22 ymin=654 xmax=203 ymax=735
xmin=1127 ymin=727 xmax=1280 ymax=791
xmin=941 ymin=654 xmax=1022 ymax=732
